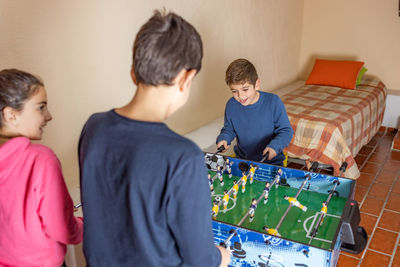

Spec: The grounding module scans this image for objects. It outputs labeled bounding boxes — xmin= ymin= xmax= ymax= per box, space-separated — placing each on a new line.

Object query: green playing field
xmin=210 ymin=171 xmax=347 ymax=250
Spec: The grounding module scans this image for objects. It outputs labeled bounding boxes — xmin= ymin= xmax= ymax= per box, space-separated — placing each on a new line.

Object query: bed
xmin=281 ymin=75 xmax=387 ymax=179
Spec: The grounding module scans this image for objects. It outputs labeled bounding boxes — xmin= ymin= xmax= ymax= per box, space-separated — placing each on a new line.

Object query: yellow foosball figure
xmin=222 ymin=190 xmax=229 ymax=211
xmin=320 ymin=201 xmax=328 ymax=224
xmin=241 ymin=172 xmax=247 ymax=193
xmin=263 ymin=226 xmax=281 ymax=237
xmin=212 ymin=200 xmax=219 ymax=219
xmin=284 ymin=195 xmax=307 ymax=212
xmin=232 ymin=180 xmax=239 ymax=199
xmin=249 ymin=164 xmax=256 ymax=184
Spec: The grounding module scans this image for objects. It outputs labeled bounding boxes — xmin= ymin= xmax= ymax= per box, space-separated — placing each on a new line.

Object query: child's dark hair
xmin=132 ymin=10 xmax=203 ymax=86
xmin=225 ymin=58 xmax=258 ymax=86
xmin=0 ymin=69 xmax=43 ymax=128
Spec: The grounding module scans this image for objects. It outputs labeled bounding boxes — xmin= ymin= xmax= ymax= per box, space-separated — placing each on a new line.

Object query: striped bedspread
xmin=281 ymin=76 xmax=387 ymax=179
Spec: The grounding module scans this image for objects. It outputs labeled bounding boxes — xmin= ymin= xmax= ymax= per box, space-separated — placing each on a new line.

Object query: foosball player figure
xmin=212 ymin=199 xmax=219 ymax=219
xmin=274 ymin=168 xmax=283 ymax=189
xmin=320 ymin=201 xmax=328 ymax=224
xmin=284 ymin=195 xmax=307 ymax=212
xmin=249 ymin=198 xmax=257 ymax=222
xmin=249 ymin=164 xmax=256 ymax=184
xmin=232 ymin=180 xmax=239 ymax=199
xmin=222 ymin=190 xmax=230 ymax=212
xmin=241 ymin=172 xmax=247 ymax=193
xmin=216 ymin=165 xmax=224 ymax=186
xmin=208 ymin=173 xmax=214 ymax=195
xmin=225 ymin=158 xmax=233 ymax=179
xmin=262 ymin=226 xmax=281 ymax=237
xmin=263 ymin=182 xmax=271 ymax=204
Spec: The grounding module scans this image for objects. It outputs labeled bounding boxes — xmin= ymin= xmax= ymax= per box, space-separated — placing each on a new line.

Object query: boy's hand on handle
xmin=262 ymin=147 xmax=276 ymax=161
xmin=216 ymin=245 xmax=231 ymax=267
xmin=216 ymin=140 xmax=229 ymax=153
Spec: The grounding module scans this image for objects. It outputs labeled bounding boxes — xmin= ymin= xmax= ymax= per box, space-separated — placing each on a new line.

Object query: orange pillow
xmin=305 ymin=59 xmax=364 ymax=89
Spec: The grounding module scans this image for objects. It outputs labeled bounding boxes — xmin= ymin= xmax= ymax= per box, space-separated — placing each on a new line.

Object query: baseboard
xmin=393 ymin=131 xmax=400 ymax=151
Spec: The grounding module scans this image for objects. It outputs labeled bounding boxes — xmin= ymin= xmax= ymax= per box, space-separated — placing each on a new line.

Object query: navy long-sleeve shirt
xmin=79 ymin=110 xmax=221 ymax=267
xmin=216 ymin=91 xmax=293 ymax=164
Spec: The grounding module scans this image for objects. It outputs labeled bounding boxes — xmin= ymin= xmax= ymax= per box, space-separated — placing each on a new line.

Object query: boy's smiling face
xmin=229 ymin=80 xmax=260 ymax=106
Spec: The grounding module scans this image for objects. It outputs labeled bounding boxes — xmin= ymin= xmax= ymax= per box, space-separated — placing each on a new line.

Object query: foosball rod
xmin=236 ymin=188 xmax=268 ymax=226
xmin=260 ymin=151 xmax=270 ymax=163
xmin=308 ymin=162 xmax=347 ymax=243
xmin=216 ymin=178 xmax=245 ymax=209
xmin=219 ymin=166 xmax=264 ymax=247
xmin=274 ymin=174 xmax=311 ymax=232
xmin=220 ymin=229 xmax=238 ymax=248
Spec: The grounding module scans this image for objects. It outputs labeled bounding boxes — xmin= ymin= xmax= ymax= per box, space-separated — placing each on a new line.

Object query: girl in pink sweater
xmin=0 ymin=69 xmax=83 ymax=267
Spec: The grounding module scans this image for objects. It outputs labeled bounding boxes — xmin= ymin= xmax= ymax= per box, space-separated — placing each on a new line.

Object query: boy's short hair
xmin=225 ymin=58 xmax=258 ymax=86
xmin=132 ymin=10 xmax=203 ymax=86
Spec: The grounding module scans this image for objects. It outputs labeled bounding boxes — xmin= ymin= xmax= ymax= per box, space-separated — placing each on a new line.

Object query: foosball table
xmin=205 ymin=152 xmax=367 ymax=267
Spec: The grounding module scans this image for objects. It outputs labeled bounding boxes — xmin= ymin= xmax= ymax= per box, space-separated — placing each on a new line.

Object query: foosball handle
xmin=261 ymin=151 xmax=270 ymax=162
xmin=339 ymin=162 xmax=348 ymax=176
xmin=309 ymin=161 xmax=319 ymax=172
xmin=220 ymin=229 xmax=237 ymax=248
xmin=216 ymin=145 xmax=225 ymax=153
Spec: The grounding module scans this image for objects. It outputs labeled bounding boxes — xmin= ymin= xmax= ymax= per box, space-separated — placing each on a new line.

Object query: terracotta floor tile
xmin=368 ymin=182 xmax=391 ymax=199
xmin=360 ymin=249 xmax=391 ymax=266
xmin=368 ymin=228 xmax=397 ymax=254
xmin=360 ymin=212 xmax=378 ymax=236
xmin=360 ymin=162 xmax=381 ymax=176
xmin=355 ymin=154 xmax=368 ymax=166
xmin=360 ymin=196 xmax=385 ymax=216
xmin=378 ymin=126 xmax=387 ymax=133
xmin=383 ymin=160 xmax=400 ymax=173
xmin=390 ymin=151 xmax=400 ymax=162
xmin=381 ymin=135 xmax=395 ymax=144
xmin=386 ymin=192 xmax=400 ymax=212
xmin=375 ymin=170 xmax=396 ymax=185
xmin=355 ymin=185 xmax=368 ymax=202
xmin=367 ymin=152 xmax=388 ymax=163
xmin=378 ymin=209 xmax=400 ymax=232
xmin=388 ymin=128 xmax=398 ymax=135
xmin=393 ymin=180 xmax=400 ymax=194
xmin=359 ymin=146 xmax=374 ymax=155
xmin=393 ymin=246 xmax=400 ymax=267
xmin=375 ymin=143 xmax=392 ymax=153
xmin=367 ymin=135 xmax=381 ymax=147
xmin=337 ymin=254 xmax=360 ymax=266
xmin=357 ymin=173 xmax=375 ymax=187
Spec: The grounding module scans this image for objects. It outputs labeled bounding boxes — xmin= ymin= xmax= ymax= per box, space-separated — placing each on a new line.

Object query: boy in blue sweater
xmin=216 ymin=59 xmax=293 ymax=165
xmin=79 ymin=11 xmax=230 ymax=267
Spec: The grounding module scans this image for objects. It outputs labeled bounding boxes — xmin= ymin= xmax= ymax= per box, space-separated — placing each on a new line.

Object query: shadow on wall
xmin=299 ymin=54 xmax=361 ymax=80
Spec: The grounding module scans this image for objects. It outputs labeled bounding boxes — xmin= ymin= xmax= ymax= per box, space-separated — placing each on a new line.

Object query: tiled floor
xmin=338 ymin=128 xmax=400 ymax=266
xmin=287 ymin=128 xmax=400 ymax=266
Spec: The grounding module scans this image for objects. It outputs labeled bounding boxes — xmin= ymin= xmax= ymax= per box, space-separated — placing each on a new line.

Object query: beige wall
xmin=300 ymin=0 xmax=400 ymax=91
xmin=0 ymin=0 xmax=304 ymax=188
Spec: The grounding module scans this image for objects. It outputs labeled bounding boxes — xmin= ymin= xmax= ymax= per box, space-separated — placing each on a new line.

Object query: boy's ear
xmin=255 ymin=79 xmax=260 ymax=91
xmin=130 ymin=68 xmax=138 ymax=85
xmin=178 ymin=69 xmax=197 ymax=92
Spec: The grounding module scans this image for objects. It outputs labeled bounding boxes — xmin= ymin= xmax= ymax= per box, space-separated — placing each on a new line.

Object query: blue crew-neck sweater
xmin=79 ymin=110 xmax=221 ymax=267
xmin=216 ymin=91 xmax=293 ymax=165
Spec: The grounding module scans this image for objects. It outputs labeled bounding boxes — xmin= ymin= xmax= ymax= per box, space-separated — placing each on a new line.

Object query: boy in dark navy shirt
xmin=216 ymin=59 xmax=293 ymax=165
xmin=79 ymin=10 xmax=230 ymax=267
